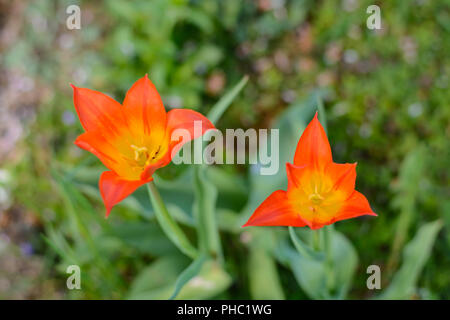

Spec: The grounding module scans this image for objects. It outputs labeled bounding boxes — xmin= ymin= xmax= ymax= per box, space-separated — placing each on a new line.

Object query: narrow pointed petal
xmin=293 ymin=112 xmax=332 ymax=169
xmin=165 ymin=108 xmax=215 ymax=155
xmin=71 ymin=84 xmax=128 ymax=133
xmin=243 ymin=190 xmax=306 ymax=227
xmin=336 ymin=190 xmax=377 ymax=222
xmin=326 ymin=162 xmax=357 ymax=198
xmin=139 ymin=157 xmax=170 ymax=181
xmin=99 ymin=171 xmax=152 ymax=217
xmin=75 ymin=132 xmax=121 ymax=172
xmin=123 ymin=75 xmax=166 ymax=141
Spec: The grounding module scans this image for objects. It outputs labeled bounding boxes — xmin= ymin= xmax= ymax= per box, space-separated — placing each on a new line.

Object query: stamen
xmin=309 ymin=185 xmax=324 ymax=205
xmin=130 ymin=145 xmax=149 ymax=166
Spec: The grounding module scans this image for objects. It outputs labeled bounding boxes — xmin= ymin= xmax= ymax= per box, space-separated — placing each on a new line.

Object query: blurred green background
xmin=0 ymin=0 xmax=449 ymax=299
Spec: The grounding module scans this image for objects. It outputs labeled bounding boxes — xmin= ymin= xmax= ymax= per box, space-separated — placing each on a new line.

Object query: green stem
xmin=323 ymin=226 xmax=335 ymax=292
xmin=289 ymin=227 xmax=312 ymax=259
xmin=147 ymin=181 xmax=198 ymax=259
xmin=312 ymin=229 xmax=321 ymax=251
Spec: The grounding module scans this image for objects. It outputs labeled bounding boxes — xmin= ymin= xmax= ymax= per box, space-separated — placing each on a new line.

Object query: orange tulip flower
xmin=72 ymin=75 xmax=214 ymax=216
xmin=243 ymin=113 xmax=376 ymax=229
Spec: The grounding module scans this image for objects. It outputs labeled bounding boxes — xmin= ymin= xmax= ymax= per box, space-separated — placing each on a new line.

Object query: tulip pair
xmin=72 ymin=75 xmax=376 ymax=229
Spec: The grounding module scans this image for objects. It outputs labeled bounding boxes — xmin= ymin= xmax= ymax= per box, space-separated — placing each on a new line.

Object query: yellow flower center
xmin=308 ymin=185 xmax=324 ymax=205
xmin=129 ymin=144 xmax=163 ymax=170
xmin=288 ymin=171 xmax=346 ymax=224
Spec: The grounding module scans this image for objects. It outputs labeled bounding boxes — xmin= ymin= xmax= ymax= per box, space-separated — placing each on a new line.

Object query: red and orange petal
xmin=123 ymin=75 xmax=167 ymax=147
xmin=325 ymin=162 xmax=357 ymax=197
xmin=242 ymin=190 xmax=307 ymax=227
xmin=335 ymin=191 xmax=377 ymax=222
xmin=99 ymin=171 xmax=153 ymax=217
xmin=75 ymin=131 xmax=130 ymax=178
xmin=71 ymin=84 xmax=129 ymax=134
xmin=293 ymin=112 xmax=332 ymax=169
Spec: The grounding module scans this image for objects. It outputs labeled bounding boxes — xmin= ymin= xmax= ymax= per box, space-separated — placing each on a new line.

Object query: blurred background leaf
xmin=379 ymin=220 xmax=443 ymax=299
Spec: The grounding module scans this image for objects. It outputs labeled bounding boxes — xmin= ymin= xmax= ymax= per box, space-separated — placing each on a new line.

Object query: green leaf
xmin=388 ymin=145 xmax=429 ymax=271
xmin=169 ymin=254 xmax=208 ymax=300
xmin=276 ymin=229 xmax=357 ymax=299
xmin=109 ymin=222 xmax=177 ymax=256
xmin=276 ymin=240 xmax=328 ymax=299
xmin=42 ymin=226 xmax=78 ymax=265
xmin=127 ymin=258 xmax=231 ymax=300
xmin=147 ymin=182 xmax=198 ymax=259
xmin=379 ymin=220 xmax=443 ymax=299
xmin=329 ymin=230 xmax=358 ymax=299
xmin=193 ymin=166 xmax=222 ymax=259
xmin=248 ymin=246 xmax=285 ymax=300
xmin=175 ymin=261 xmax=232 ymax=299
xmin=51 ymin=169 xmax=108 ymax=260
xmin=207 ymin=75 xmax=249 ymax=125
xmin=127 ymin=255 xmax=189 ymax=299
